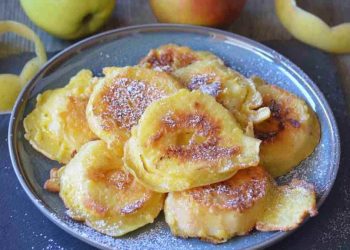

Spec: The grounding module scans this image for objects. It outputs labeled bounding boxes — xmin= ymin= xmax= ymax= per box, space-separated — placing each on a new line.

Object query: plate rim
xmin=8 ymin=23 xmax=340 ymax=250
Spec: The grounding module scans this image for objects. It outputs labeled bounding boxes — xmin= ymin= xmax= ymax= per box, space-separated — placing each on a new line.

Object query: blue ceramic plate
xmin=9 ymin=24 xmax=339 ymax=250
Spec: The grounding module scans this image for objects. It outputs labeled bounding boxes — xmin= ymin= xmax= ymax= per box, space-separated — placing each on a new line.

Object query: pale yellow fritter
xmin=86 ymin=66 xmax=182 ymax=154
xmin=23 ymin=70 xmax=97 ymax=164
xmin=256 ymin=179 xmax=317 ymax=231
xmin=124 ymin=89 xmax=261 ymax=193
xmin=252 ymin=76 xmax=321 ymax=177
xmin=165 ymin=166 xmax=317 ymax=243
xmin=139 ymin=44 xmax=223 ymax=72
xmin=59 ymin=140 xmax=165 ymax=237
xmin=173 ymin=60 xmax=270 ymax=128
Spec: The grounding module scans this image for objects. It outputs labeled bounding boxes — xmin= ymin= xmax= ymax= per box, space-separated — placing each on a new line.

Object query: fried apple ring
xmin=252 ymin=76 xmax=320 ymax=177
xmin=124 ymin=89 xmax=261 ymax=192
xmin=139 ymin=44 xmax=223 ymax=72
xmin=86 ymin=66 xmax=182 ymax=154
xmin=24 ymin=70 xmax=97 ymax=164
xmin=59 ymin=140 xmax=165 ymax=237
xmin=165 ymin=166 xmax=272 ymax=243
xmin=173 ymin=60 xmax=270 ymax=128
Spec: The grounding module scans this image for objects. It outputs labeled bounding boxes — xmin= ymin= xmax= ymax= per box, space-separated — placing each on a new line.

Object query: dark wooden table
xmin=1 ymin=1 xmax=350 ymax=249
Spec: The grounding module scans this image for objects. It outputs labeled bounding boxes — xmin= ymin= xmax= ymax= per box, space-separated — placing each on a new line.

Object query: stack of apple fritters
xmin=24 ymin=44 xmax=320 ymax=243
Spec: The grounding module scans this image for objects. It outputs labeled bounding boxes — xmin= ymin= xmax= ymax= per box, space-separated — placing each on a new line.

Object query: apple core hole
xmin=175 ymin=131 xmax=206 ymax=146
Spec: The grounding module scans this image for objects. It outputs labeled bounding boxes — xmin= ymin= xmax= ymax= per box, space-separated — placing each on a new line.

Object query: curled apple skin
xmin=275 ymin=0 xmax=350 ymax=54
xmin=149 ymin=0 xmax=247 ymax=27
xmin=0 ymin=21 xmax=47 ymax=112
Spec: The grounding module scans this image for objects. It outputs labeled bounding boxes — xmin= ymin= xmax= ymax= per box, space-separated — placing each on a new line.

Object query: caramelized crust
xmin=86 ymin=66 xmax=182 ymax=152
xmin=187 ymin=166 xmax=270 ymax=211
xmin=173 ymin=60 xmax=270 ymax=128
xmin=255 ymin=89 xmax=303 ymax=143
xmin=139 ymin=44 xmax=223 ymax=72
xmin=87 ymin=168 xmax=133 ymax=190
xmin=119 ymin=195 xmax=151 ymax=215
xmin=140 ymin=45 xmax=196 ymax=72
xmin=152 ymin=111 xmax=239 ymax=162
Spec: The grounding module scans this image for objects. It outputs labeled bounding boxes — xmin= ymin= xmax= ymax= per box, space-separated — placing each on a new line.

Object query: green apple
xmin=20 ymin=0 xmax=116 ymax=40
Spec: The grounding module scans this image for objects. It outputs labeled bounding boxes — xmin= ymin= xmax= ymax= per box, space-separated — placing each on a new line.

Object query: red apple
xmin=149 ymin=0 xmax=247 ymax=27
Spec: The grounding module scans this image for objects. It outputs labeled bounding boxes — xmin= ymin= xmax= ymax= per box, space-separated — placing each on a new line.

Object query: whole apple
xmin=20 ymin=0 xmax=116 ymax=40
xmin=149 ymin=0 xmax=247 ymax=27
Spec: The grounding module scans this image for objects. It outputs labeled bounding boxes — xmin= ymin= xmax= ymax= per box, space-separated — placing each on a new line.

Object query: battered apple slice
xmin=164 ymin=166 xmax=317 ymax=243
xmin=173 ymin=60 xmax=270 ymax=128
xmin=252 ymin=76 xmax=320 ymax=177
xmin=59 ymin=140 xmax=165 ymax=236
xmin=165 ymin=166 xmax=272 ymax=243
xmin=124 ymin=89 xmax=261 ymax=193
xmin=139 ymin=44 xmax=223 ymax=72
xmin=86 ymin=66 xmax=182 ymax=154
xmin=23 ymin=70 xmax=97 ymax=164
xmin=256 ymin=179 xmax=317 ymax=231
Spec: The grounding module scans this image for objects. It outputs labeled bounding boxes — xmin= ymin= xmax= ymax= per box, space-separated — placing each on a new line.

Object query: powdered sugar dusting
xmin=198 ymin=82 xmax=221 ymax=97
xmin=277 ymin=143 xmax=331 ymax=196
xmin=188 ymin=73 xmax=221 ymax=97
xmin=120 ymin=195 xmax=149 ymax=215
xmin=166 ymin=143 xmax=238 ymax=162
xmin=189 ymin=167 xmax=268 ymax=211
xmin=101 ymin=78 xmax=166 ymax=130
xmin=158 ymin=112 xmax=239 ymax=161
xmin=47 ymin=211 xmax=197 ymax=250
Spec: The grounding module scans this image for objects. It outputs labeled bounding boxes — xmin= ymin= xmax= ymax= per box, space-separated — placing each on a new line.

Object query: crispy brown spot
xmin=88 ymin=169 xmax=133 ymax=190
xmin=255 ymin=99 xmax=301 ymax=143
xmin=255 ymin=131 xmax=278 ymax=141
xmin=140 ymin=46 xmax=198 ymax=72
xmin=60 ymin=96 xmax=96 ymax=140
xmin=83 ymin=198 xmax=108 ymax=215
xmin=108 ymin=171 xmax=133 ymax=190
xmin=151 ymin=112 xmax=239 ymax=161
xmin=187 ymin=166 xmax=269 ymax=211
xmin=71 ymin=150 xmax=77 ymax=158
xmin=99 ymin=78 xmax=166 ymax=131
xmin=119 ymin=195 xmax=150 ymax=215
xmin=187 ymin=73 xmax=222 ymax=97
xmin=270 ymin=100 xmax=282 ymax=119
xmin=166 ymin=144 xmax=239 ymax=162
